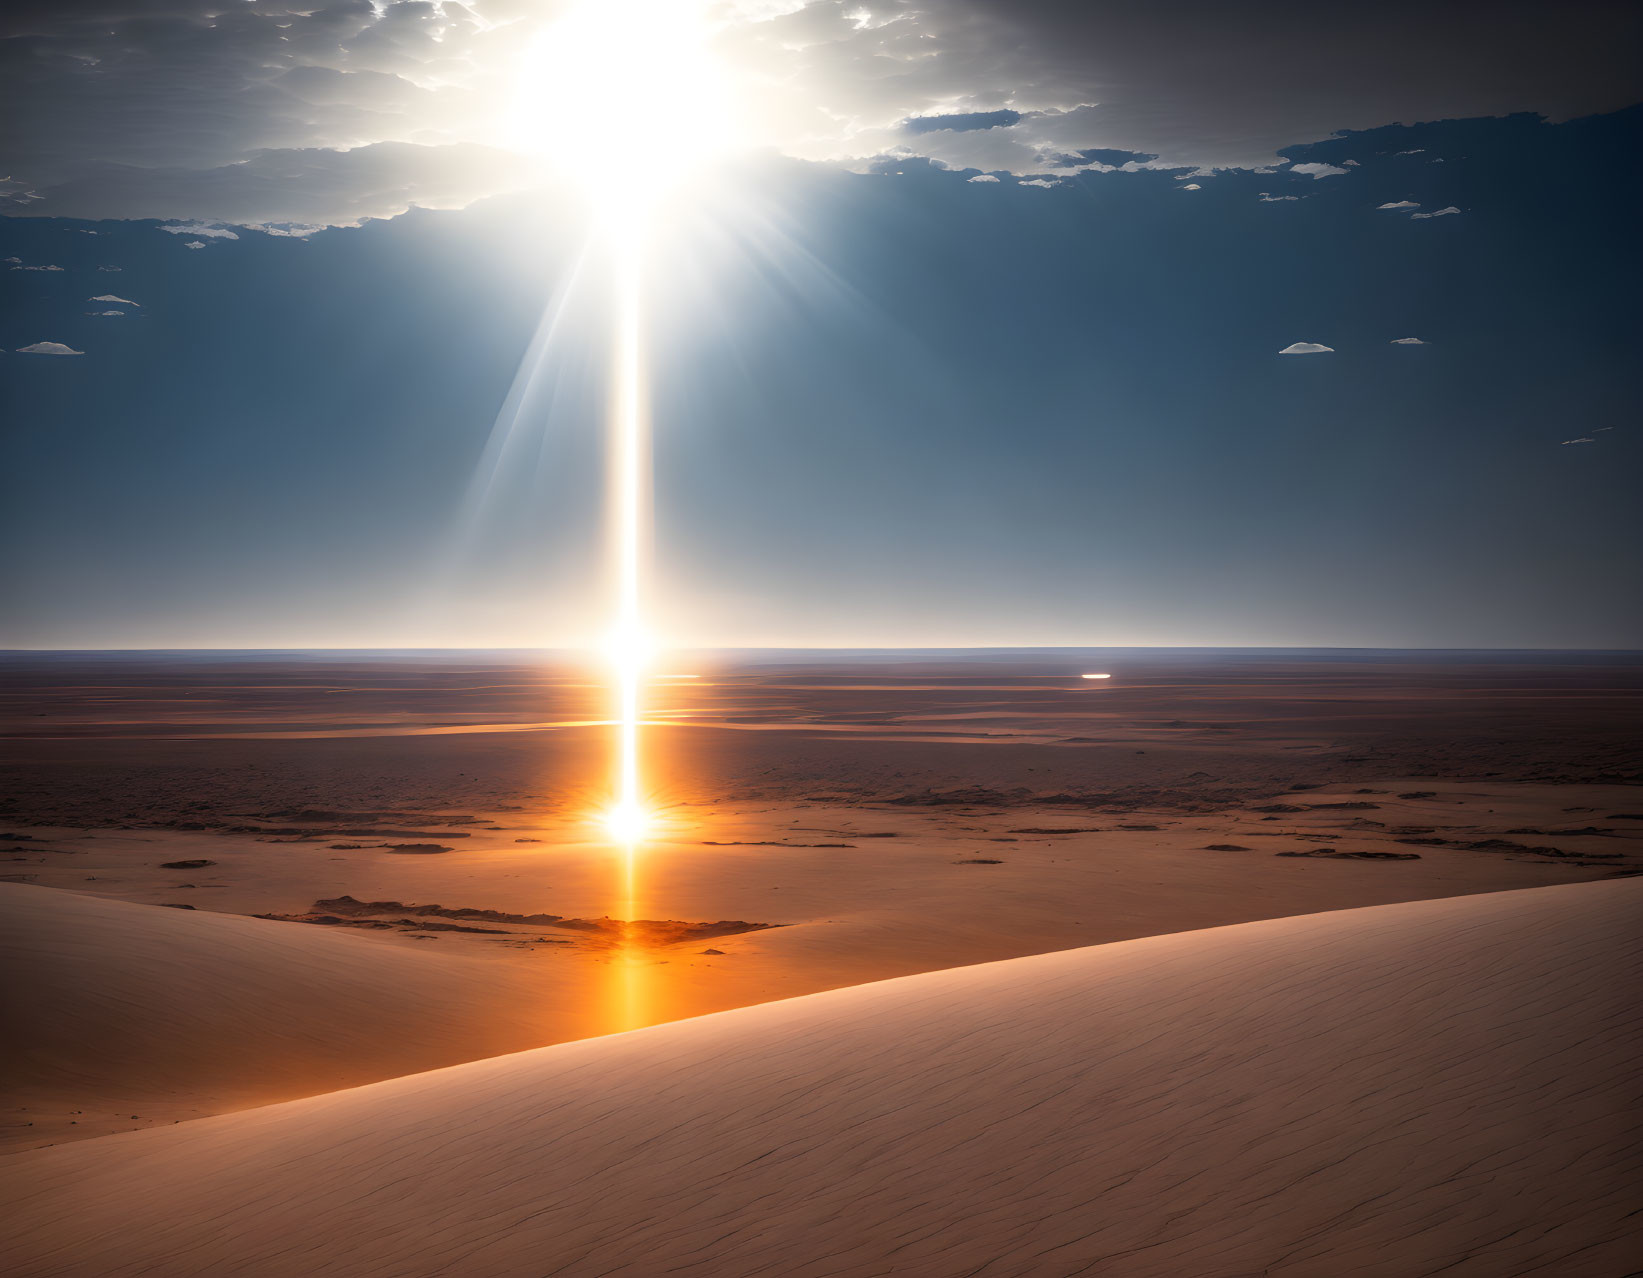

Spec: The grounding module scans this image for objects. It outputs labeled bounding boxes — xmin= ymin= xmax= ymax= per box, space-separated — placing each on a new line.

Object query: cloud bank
xmin=0 ymin=0 xmax=1637 ymax=226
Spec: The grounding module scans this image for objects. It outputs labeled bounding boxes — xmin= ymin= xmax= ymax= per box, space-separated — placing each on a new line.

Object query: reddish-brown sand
xmin=1 ymin=650 xmax=1639 ymax=1272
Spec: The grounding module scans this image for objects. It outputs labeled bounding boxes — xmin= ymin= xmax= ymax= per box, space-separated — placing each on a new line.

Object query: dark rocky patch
xmin=1505 ymin=826 xmax=1614 ymax=836
xmin=293 ymin=895 xmax=780 ymax=946
xmin=1394 ymin=836 xmax=1566 ymax=856
xmin=700 ymin=840 xmax=854 ymax=848
xmin=159 ymin=859 xmax=215 ymax=870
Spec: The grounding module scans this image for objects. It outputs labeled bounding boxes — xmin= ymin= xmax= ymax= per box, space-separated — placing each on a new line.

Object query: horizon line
xmin=3 ymin=644 xmax=1641 ymax=656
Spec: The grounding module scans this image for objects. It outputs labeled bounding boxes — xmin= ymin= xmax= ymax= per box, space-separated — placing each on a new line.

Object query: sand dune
xmin=0 ymin=884 xmax=573 ymax=1139
xmin=5 ymin=880 xmax=1638 ymax=1277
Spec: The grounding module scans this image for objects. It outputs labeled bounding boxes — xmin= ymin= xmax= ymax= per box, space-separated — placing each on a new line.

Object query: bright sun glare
xmin=511 ymin=2 xmax=741 ymax=850
xmin=510 ymin=0 xmax=739 ymax=207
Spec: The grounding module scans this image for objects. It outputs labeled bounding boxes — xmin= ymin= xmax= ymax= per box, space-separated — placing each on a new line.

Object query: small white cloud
xmin=1279 ymin=341 xmax=1334 ymax=355
xmin=1182 ymin=183 xmax=1201 ymax=190
xmin=1411 ymin=206 xmax=1460 ymax=219
xmin=10 ymin=263 xmax=64 ymax=271
xmin=1342 ymin=159 xmax=1361 ymax=166
xmin=97 ymin=265 xmax=122 ymax=272
xmin=1291 ymin=162 xmax=1348 ymax=179
xmin=1258 ymin=192 xmax=1299 ymax=202
xmin=161 ymin=222 xmax=239 ymax=240
xmin=1018 ymin=178 xmax=1057 ymax=188
xmin=89 ymin=294 xmax=137 ymax=306
xmin=966 ymin=173 xmax=999 ymax=183
xmin=16 ymin=341 xmax=84 ymax=355
xmin=88 ymin=309 xmax=125 ymax=317
xmin=2 ymin=256 xmax=18 ymax=263
xmin=1561 ymin=437 xmax=1595 ymax=445
xmin=245 ymin=222 xmax=325 ymax=239
xmin=1377 ymin=199 xmax=1419 ymax=210
xmin=1390 ymin=336 xmax=1425 ymax=345
xmin=1395 ymin=149 xmax=1426 ymax=156
xmin=184 ymin=241 xmax=207 ymax=249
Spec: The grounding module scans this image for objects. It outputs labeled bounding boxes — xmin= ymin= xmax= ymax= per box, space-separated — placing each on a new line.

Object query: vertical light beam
xmin=607 ymin=226 xmax=649 ymax=848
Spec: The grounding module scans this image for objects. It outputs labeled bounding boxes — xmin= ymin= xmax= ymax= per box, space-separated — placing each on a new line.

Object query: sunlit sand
xmin=4 ymin=879 xmax=1638 ymax=1275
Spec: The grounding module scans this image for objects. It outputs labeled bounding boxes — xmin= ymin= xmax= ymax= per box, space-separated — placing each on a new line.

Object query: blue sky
xmin=2 ymin=103 xmax=1639 ymax=648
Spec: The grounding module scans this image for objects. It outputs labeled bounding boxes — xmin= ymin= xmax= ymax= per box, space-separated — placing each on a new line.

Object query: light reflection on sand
xmin=605 ymin=840 xmax=652 ymax=1034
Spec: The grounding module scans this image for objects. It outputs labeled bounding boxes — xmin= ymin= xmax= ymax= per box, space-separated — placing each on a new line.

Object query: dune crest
xmin=4 ymin=879 xmax=1639 ymax=1277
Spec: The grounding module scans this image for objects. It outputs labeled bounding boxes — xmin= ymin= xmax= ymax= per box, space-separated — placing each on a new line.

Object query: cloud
xmin=1290 ymin=162 xmax=1349 ymax=178
xmin=1561 ymin=437 xmax=1595 ymax=445
xmin=10 ymin=263 xmax=63 ymax=271
xmin=1019 ymin=178 xmax=1058 ymax=188
xmin=904 ymin=110 xmax=1023 ymax=134
xmin=15 ymin=341 xmax=84 ymax=355
xmin=160 ymin=223 xmax=240 ymax=240
xmin=1395 ymin=149 xmax=1427 ymax=156
xmin=1411 ymin=206 xmax=1462 ymax=219
xmin=1258 ymin=193 xmax=1300 ymax=202
xmin=2 ymin=0 xmax=1640 ymax=224
xmin=97 ymin=265 xmax=122 ymax=272
xmin=1181 ymin=183 xmax=1201 ymax=190
xmin=966 ymin=173 xmax=1000 ymax=183
xmin=89 ymin=294 xmax=137 ymax=306
xmin=1377 ymin=199 xmax=1420 ymax=209
xmin=88 ymin=310 xmax=125 ymax=317
xmin=1390 ymin=336 xmax=1425 ymax=344
xmin=183 ymin=241 xmax=207 ymax=249
xmin=1279 ymin=341 xmax=1335 ymax=355
xmin=17 ymin=143 xmax=534 ymax=229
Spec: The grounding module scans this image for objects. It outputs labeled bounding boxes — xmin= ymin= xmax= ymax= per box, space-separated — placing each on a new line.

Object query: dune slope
xmin=0 ymin=884 xmax=564 ymax=1131
xmin=5 ymin=879 xmax=1640 ymax=1277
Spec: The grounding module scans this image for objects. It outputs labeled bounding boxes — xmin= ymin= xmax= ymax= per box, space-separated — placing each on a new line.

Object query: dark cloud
xmin=0 ymin=1 xmax=486 ymax=191
xmin=731 ymin=0 xmax=1643 ymax=172
xmin=903 ymin=109 xmax=1022 ymax=134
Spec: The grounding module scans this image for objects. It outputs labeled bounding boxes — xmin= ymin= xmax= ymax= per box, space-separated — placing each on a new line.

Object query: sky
xmin=2 ymin=1 xmax=1641 ymax=649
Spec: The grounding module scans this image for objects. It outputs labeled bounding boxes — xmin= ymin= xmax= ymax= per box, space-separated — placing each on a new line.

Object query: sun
xmin=508 ymin=0 xmax=740 ymax=209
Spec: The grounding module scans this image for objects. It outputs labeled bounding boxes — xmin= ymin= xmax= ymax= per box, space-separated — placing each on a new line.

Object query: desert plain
xmin=2 ymin=647 xmax=1640 ymax=1275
